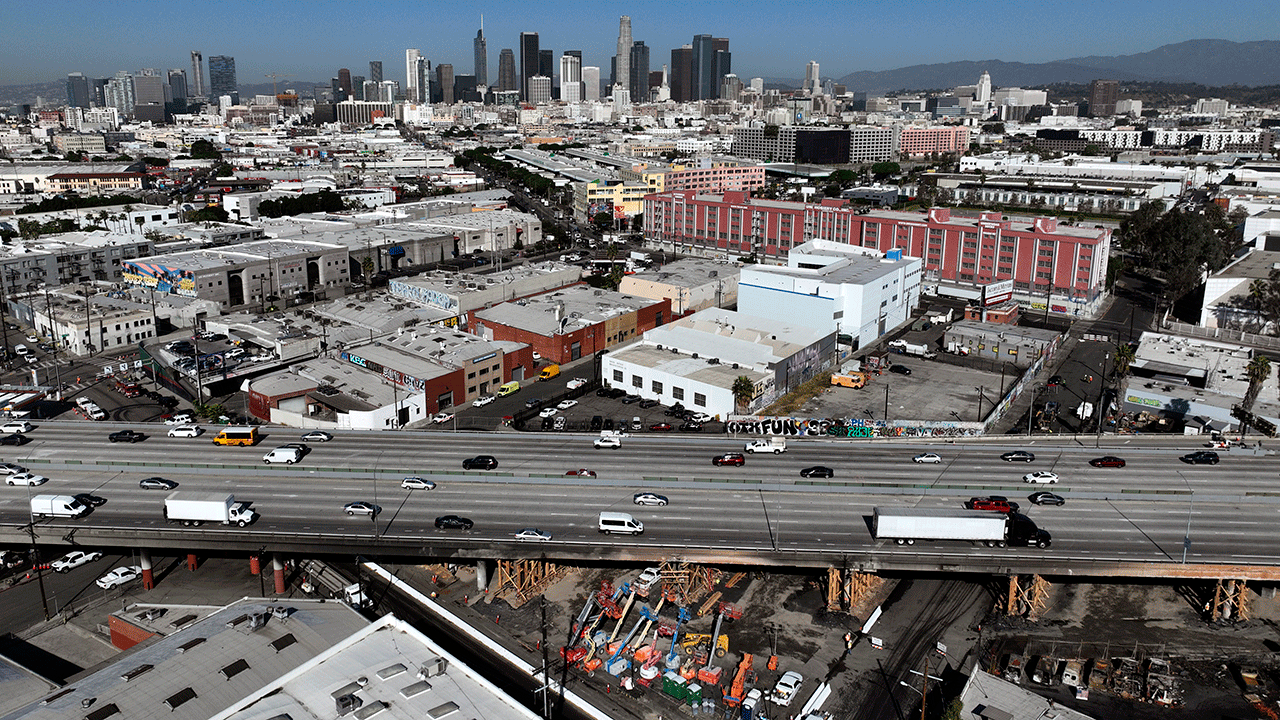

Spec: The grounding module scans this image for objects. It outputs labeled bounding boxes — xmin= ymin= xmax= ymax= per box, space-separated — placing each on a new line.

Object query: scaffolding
xmin=1005 ymin=574 xmax=1051 ymax=619
xmin=657 ymin=562 xmax=714 ymax=606
xmin=491 ymin=559 xmax=573 ymax=608
xmin=825 ymin=567 xmax=883 ymax=613
xmin=1210 ymin=578 xmax=1251 ymax=622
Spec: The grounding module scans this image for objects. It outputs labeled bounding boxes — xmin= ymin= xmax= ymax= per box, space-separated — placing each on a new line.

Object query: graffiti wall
xmin=121 ymin=261 xmax=197 ymax=297
xmin=726 ymin=415 xmax=984 ymax=439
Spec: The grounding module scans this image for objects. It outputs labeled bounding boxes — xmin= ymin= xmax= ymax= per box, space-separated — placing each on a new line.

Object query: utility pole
xmin=883 ymin=384 xmax=890 ymax=422
xmin=1095 ymin=352 xmax=1110 ymax=447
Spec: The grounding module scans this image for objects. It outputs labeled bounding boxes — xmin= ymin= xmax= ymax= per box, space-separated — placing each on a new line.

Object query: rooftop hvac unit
xmin=692 ymin=353 xmax=699 ymax=359
xmin=335 ymin=694 xmax=362 ymax=716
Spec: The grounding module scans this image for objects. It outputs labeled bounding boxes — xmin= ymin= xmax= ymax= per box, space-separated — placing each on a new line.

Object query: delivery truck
xmin=30 ymin=494 xmax=89 ymax=519
xmin=164 ymin=492 xmax=258 ymax=527
xmin=871 ymin=507 xmax=1051 ymax=548
xmin=888 ymin=339 xmax=938 ymax=359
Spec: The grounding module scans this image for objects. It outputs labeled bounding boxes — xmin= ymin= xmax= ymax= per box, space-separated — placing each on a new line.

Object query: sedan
xmin=1001 ymin=450 xmax=1036 ymax=463
xmin=138 ymin=477 xmax=178 ymax=490
xmin=888 ymin=365 xmax=912 ymax=376
xmin=638 ymin=399 xmax=660 ymax=409
xmin=7 ymin=472 xmax=47 ymax=486
xmin=95 ymin=565 xmax=142 ymax=589
xmin=462 ymin=455 xmax=499 ymax=470
xmin=621 ymin=394 xmax=642 ymax=404
xmin=434 ymin=515 xmax=474 ymax=530
xmin=913 ymin=453 xmax=943 ymax=464
xmin=0 ymin=421 xmax=33 ymax=434
xmin=557 ymin=399 xmax=579 ymax=410
xmin=1022 ymin=471 xmax=1060 ymax=484
xmin=1089 ymin=456 xmax=1126 ymax=468
xmin=301 ymin=430 xmax=333 ymax=442
xmin=514 ymin=528 xmax=552 ymax=541
xmin=800 ymin=466 xmax=834 ymax=478
xmin=51 ymin=550 xmax=104 ymax=573
xmin=565 ymin=468 xmax=598 ymax=478
xmin=74 ymin=493 xmax=107 ymax=507
xmin=472 ymin=394 xmax=496 ymax=407
xmin=648 ymin=422 xmax=674 ymax=432
xmin=1029 ymin=491 xmax=1066 ymax=506
xmin=343 ymin=501 xmax=380 ymax=516
xmin=713 ymin=453 xmax=746 ymax=467
xmin=633 ymin=492 xmax=669 ymax=506
xmin=538 ymin=407 xmax=558 ymax=418
xmin=0 ymin=433 xmax=27 ymax=446
xmin=679 ymin=422 xmax=703 ymax=432
xmin=400 ymin=477 xmax=437 ymax=490
xmin=0 ymin=462 xmax=26 ymax=475
xmin=167 ymin=425 xmax=203 ymax=438
xmin=431 ymin=412 xmax=455 ymax=424
xmin=525 ymin=398 xmax=545 ymax=409
xmin=109 ymin=430 xmax=146 ymax=443
xmin=689 ymin=412 xmax=713 ymax=423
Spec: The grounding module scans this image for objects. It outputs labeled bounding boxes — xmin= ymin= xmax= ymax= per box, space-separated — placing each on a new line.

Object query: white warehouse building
xmin=737 ymin=240 xmax=923 ymax=350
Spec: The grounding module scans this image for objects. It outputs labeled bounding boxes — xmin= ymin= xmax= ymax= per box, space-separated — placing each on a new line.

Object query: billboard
xmin=983 ymin=279 xmax=1014 ymax=307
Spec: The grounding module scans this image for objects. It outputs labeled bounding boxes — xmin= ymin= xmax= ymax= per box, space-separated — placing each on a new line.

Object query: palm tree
xmin=1113 ymin=343 xmax=1136 ymax=379
xmin=1243 ymin=354 xmax=1272 ymax=413
xmin=731 ymin=376 xmax=755 ymax=415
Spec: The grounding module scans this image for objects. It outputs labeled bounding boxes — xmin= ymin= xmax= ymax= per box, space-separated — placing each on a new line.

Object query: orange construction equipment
xmin=767 ymin=655 xmax=778 ymax=671
xmin=724 ymin=653 xmax=754 ymax=707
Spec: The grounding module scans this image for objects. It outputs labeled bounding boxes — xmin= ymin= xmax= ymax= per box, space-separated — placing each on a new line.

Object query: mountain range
xmin=831 ymin=40 xmax=1280 ymax=93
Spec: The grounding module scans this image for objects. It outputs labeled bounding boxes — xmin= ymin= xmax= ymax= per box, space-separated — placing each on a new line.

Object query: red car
xmin=565 ymin=468 xmax=597 ymax=478
xmin=1089 ymin=456 xmax=1126 ymax=468
xmin=713 ymin=452 xmax=745 ymax=467
xmin=965 ymin=497 xmax=1018 ymax=513
xmin=649 ymin=422 xmax=673 ymax=431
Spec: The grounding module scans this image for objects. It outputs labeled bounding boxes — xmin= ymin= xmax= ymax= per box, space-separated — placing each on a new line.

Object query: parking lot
xmin=801 ymin=355 xmax=1018 ymax=424
xmin=520 ymin=386 xmax=723 ymax=435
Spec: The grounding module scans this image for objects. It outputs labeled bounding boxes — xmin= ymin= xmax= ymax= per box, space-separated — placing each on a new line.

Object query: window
xmin=613 ymin=369 xmax=623 ymax=382
xmin=632 ymin=375 xmax=643 ymax=388
xmin=693 ymin=392 xmax=706 ymax=407
xmin=651 ymin=380 xmax=663 ymax=394
xmin=672 ymin=387 xmax=684 ymax=401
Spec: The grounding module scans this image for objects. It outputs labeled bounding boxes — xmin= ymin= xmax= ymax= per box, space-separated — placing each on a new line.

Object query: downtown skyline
xmin=3 ymin=0 xmax=1280 ymax=89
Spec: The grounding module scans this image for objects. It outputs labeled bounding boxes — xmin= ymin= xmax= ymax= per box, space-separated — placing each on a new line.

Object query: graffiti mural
xmin=121 ymin=261 xmax=197 ymax=297
xmin=726 ymin=415 xmax=984 ymax=439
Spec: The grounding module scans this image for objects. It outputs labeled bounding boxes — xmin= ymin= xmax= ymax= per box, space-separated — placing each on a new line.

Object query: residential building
xmin=898 ymin=126 xmax=969 ymax=157
xmin=104 ymin=72 xmax=135 ymax=115
xmin=1089 ymin=78 xmax=1118 ymax=116
xmin=731 ymin=125 xmax=896 ymax=164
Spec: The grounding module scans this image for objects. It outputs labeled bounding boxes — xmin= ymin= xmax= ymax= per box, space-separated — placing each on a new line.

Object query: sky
xmin=3 ymin=0 xmax=1279 ymax=88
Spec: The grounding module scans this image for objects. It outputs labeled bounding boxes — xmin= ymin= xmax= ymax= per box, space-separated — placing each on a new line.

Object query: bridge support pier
xmin=1211 ymin=579 xmax=1251 ymax=622
xmin=273 ymin=555 xmax=286 ymax=595
xmin=476 ymin=560 xmax=488 ymax=593
xmin=140 ymin=549 xmax=154 ymax=591
xmin=1005 ymin=574 xmax=1049 ymax=619
xmin=492 ymin=559 xmax=571 ymax=609
xmin=186 ymin=553 xmax=198 ymax=571
xmin=826 ymin=567 xmax=882 ymax=613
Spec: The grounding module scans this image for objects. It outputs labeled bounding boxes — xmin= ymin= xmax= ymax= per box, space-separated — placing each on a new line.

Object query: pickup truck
xmin=744 ymin=437 xmax=787 ymax=454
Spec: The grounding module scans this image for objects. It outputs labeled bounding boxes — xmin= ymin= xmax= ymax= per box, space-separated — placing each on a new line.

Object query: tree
xmin=731 ymin=376 xmax=755 ymax=415
xmin=1244 ymin=354 xmax=1272 ymax=413
xmin=592 ymin=211 xmax=613 ymax=231
xmin=190 ymin=139 xmax=222 ymax=160
xmin=1113 ymin=343 xmax=1136 ymax=378
xmin=870 ymin=161 xmax=900 ymax=179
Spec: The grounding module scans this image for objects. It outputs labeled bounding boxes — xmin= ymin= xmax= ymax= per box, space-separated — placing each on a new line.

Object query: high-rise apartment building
xmin=528 ymin=75 xmax=552 ymax=105
xmin=629 ymin=41 xmax=649 ymax=104
xmin=405 ymin=49 xmax=422 ymax=102
xmin=805 ymin=61 xmax=820 ymax=94
xmin=208 ymin=55 xmax=238 ymax=104
xmin=435 ymin=64 xmax=454 ymax=104
xmin=615 ymin=15 xmax=632 ymax=94
xmin=369 ymin=61 xmax=383 ymax=84
xmin=519 ymin=32 xmax=539 ymax=100
xmin=582 ymin=66 xmax=600 ymax=102
xmin=670 ymin=46 xmax=692 ymax=102
xmin=560 ymin=54 xmax=582 ymax=103
xmin=189 ymin=51 xmax=205 ymax=97
xmin=132 ymin=74 xmax=166 ymax=122
xmin=167 ymin=69 xmax=187 ymax=102
xmin=104 ymin=72 xmax=135 ymax=114
xmin=66 ymin=73 xmax=91 ymax=108
xmin=337 ymin=68 xmax=352 ymax=101
xmin=1089 ymin=79 xmax=1118 ymax=117
xmin=498 ymin=49 xmax=517 ymax=92
xmin=474 ymin=20 xmax=488 ymax=87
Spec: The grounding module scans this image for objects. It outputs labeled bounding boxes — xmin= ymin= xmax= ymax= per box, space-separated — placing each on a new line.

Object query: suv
xmin=888 ymin=365 xmax=912 ymax=375
xmin=109 ymin=430 xmax=146 ymax=443
xmin=462 ymin=455 xmax=499 ymax=470
xmin=712 ymin=452 xmax=745 ymax=467
xmin=966 ymin=497 xmax=1018 ymax=513
xmin=1181 ymin=451 xmax=1220 ymax=465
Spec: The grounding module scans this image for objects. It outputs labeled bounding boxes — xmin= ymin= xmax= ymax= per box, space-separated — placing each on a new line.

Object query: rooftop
xmin=608 ymin=341 xmax=770 ymax=386
xmin=1134 ymin=331 xmax=1277 ymax=407
xmin=622 ymin=258 xmax=739 ymax=289
xmin=947 ymin=320 xmax=1063 ymax=345
xmin=960 ymin=670 xmax=1096 ymax=720
xmin=1210 ymin=249 xmax=1280 ymax=280
xmin=642 ymin=307 xmax=831 ymax=370
xmin=476 ymin=285 xmax=661 ymax=336
xmin=138 ymin=238 xmax=346 ymax=272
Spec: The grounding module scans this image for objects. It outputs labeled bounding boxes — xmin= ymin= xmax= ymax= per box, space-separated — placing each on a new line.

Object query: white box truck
xmin=30 ymin=494 xmax=89 ymax=519
xmin=164 ymin=492 xmax=257 ymax=527
xmin=871 ymin=507 xmax=1051 ymax=548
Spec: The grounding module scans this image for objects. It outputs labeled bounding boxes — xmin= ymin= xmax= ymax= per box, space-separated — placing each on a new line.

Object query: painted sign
xmin=121 ymin=261 xmax=197 ymax=297
xmin=725 ymin=415 xmax=984 ymax=439
xmin=340 ymin=351 xmax=428 ymax=391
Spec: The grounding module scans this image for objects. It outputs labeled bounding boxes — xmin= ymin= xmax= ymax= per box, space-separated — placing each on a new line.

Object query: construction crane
xmin=264 ymin=72 xmax=291 ymax=96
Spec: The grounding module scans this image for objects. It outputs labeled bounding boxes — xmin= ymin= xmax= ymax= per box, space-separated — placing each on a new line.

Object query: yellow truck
xmin=539 ymin=364 xmax=561 ymax=380
xmin=831 ymin=372 xmax=869 ymax=389
xmin=497 ymin=380 xmax=520 ymax=397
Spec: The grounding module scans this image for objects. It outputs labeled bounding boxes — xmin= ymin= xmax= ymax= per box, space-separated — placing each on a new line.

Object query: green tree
xmin=592 ymin=211 xmax=613 ymax=231
xmin=190 ymin=139 xmax=222 ymax=160
xmin=731 ymin=376 xmax=755 ymax=414
xmin=1244 ymin=354 xmax=1272 ymax=413
xmin=1113 ymin=343 xmax=1136 ymax=378
xmin=870 ymin=161 xmax=900 ymax=178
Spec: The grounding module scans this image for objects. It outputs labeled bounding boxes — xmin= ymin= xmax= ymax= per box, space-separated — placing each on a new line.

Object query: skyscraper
xmin=582 ymin=66 xmax=600 ymax=102
xmin=369 ymin=61 xmax=383 ymax=84
xmin=629 ymin=41 xmax=649 ymax=103
xmin=352 ymin=75 xmax=365 ymax=100
xmin=167 ymin=69 xmax=187 ymax=103
xmin=133 ymin=73 xmax=166 ymax=122
xmin=559 ymin=54 xmax=582 ymax=103
xmin=976 ymin=71 xmax=992 ymax=103
xmin=405 ymin=49 xmax=421 ymax=102
xmin=105 ymin=72 xmax=135 ymax=114
xmin=1089 ymin=79 xmax=1118 ymax=117
xmin=208 ymin=55 xmax=238 ymax=104
xmin=670 ymin=45 xmax=692 ymax=102
xmin=66 ymin=73 xmax=90 ymax=108
xmin=436 ymin=64 xmax=454 ymax=104
xmin=190 ymin=51 xmax=205 ymax=97
xmin=528 ymin=75 xmax=552 ymax=105
xmin=712 ymin=38 xmax=731 ymax=100
xmin=474 ymin=19 xmax=488 ymax=87
xmin=805 ymin=61 xmax=820 ymax=94
xmin=615 ymin=16 xmax=632 ymax=95
xmin=539 ymin=50 xmax=554 ymax=97
xmin=519 ymin=32 xmax=539 ymax=101
xmin=691 ymin=34 xmax=713 ymax=100
xmin=498 ymin=49 xmax=517 ymax=92
xmin=338 ymin=68 xmax=352 ymax=101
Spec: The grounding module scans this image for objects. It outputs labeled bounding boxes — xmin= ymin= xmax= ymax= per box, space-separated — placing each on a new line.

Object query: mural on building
xmin=726 ymin=415 xmax=984 ymax=438
xmin=122 ymin=261 xmax=197 ymax=297
xmin=340 ymin=351 xmax=428 ymax=391
xmin=389 ymin=280 xmax=460 ymax=312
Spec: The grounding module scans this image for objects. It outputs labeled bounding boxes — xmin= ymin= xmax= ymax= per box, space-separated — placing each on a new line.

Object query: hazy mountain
xmin=835 ymin=39 xmax=1280 ymax=93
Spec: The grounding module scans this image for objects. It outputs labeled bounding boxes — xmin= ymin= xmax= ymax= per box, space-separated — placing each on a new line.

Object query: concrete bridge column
xmin=273 ymin=554 xmax=286 ymax=595
xmin=476 ymin=560 xmax=489 ymax=593
xmin=186 ymin=553 xmax=198 ymax=571
xmin=140 ymin=550 xmax=154 ymax=590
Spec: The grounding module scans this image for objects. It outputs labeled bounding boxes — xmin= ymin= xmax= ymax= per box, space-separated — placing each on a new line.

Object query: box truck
xmin=164 ymin=492 xmax=258 ymax=527
xmin=30 ymin=494 xmax=89 ymax=519
xmin=871 ymin=507 xmax=1051 ymax=548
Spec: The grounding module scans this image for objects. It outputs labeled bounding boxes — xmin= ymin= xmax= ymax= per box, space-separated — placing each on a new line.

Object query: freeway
xmin=0 ymin=422 xmax=1277 ymax=578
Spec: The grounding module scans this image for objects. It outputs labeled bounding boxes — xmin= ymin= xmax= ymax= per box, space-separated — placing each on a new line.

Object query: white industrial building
xmin=737 ymin=240 xmax=922 ymax=350
xmin=618 ymin=258 xmax=739 ymax=315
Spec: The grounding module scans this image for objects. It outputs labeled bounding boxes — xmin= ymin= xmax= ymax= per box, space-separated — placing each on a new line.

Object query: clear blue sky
xmin=4 ymin=0 xmax=1278 ymax=87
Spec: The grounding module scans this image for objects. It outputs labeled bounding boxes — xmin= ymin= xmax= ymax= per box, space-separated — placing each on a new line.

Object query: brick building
xmin=898 ymin=126 xmax=970 ymax=157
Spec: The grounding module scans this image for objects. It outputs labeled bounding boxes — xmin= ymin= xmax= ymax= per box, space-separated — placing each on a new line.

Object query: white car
xmin=13 ymin=344 xmax=30 ymax=356
xmin=431 ymin=412 xmax=455 ymax=424
xmin=594 ymin=436 xmax=621 ymax=449
xmin=566 ymin=378 xmax=588 ymax=390
xmin=401 ymin=477 xmax=437 ymax=490
xmin=472 ymin=394 xmax=496 ymax=407
xmin=556 ymin=399 xmax=578 ymax=410
xmin=167 ymin=425 xmax=203 ymax=438
xmin=1023 ymin=471 xmax=1060 ymax=484
xmin=689 ymin=412 xmax=713 ymax=423
xmin=24 ymin=334 xmax=38 ymax=343
xmin=51 ymin=551 xmax=104 ymax=573
xmin=96 ymin=565 xmax=142 ymax=589
xmin=6 ymin=472 xmax=47 ymax=486
xmin=514 ymin=527 xmax=552 ymax=541
xmin=539 ymin=407 xmax=558 ymax=418
xmin=772 ymin=671 xmax=804 ymax=706
xmin=0 ymin=421 xmax=33 ymax=434
xmin=913 ymin=453 xmax=942 ymax=464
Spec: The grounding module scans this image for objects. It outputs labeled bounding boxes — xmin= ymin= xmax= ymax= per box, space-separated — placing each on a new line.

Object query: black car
xmin=596 ymin=387 xmax=613 ymax=397
xmin=621 ymin=394 xmax=641 ymax=404
xmin=74 ymin=492 xmax=107 ymax=507
xmin=800 ymin=466 xmax=834 ymax=478
xmin=1000 ymin=450 xmax=1036 ymax=462
xmin=541 ymin=417 xmax=554 ymax=430
xmin=603 ymin=418 xmax=614 ymax=431
xmin=590 ymin=415 xmax=603 ymax=431
xmin=679 ymin=422 xmax=703 ymax=432
xmin=0 ymin=433 xmax=27 ymax=446
xmin=1089 ymin=456 xmax=1126 ymax=468
xmin=638 ymin=399 xmax=659 ymax=409
xmin=435 ymin=515 xmax=474 ymax=530
xmin=1029 ymin=491 xmax=1066 ymax=506
xmin=889 ymin=365 xmax=911 ymax=375
xmin=664 ymin=404 xmax=687 ymax=417
xmin=139 ymin=477 xmax=178 ymax=490
xmin=462 ymin=455 xmax=499 ymax=470
xmin=607 ymin=388 xmax=628 ymax=399
xmin=280 ymin=442 xmax=311 ymax=456
xmin=1047 ymin=375 xmax=1065 ymax=387
xmin=1181 ymin=451 xmax=1220 ymax=465
xmin=524 ymin=398 xmax=544 ymax=409
xmin=109 ymin=430 xmax=146 ymax=443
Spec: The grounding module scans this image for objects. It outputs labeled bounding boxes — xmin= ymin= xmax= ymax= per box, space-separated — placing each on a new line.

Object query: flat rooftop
xmin=623 ymin=258 xmax=739 ymax=289
xmin=137 ymin=238 xmax=346 ymax=272
xmin=1211 ymin=249 xmax=1280 ymax=280
xmin=1134 ymin=331 xmax=1276 ymax=405
xmin=608 ymin=341 xmax=770 ymax=386
xmin=947 ymin=320 xmax=1062 ymax=345
xmin=476 ymin=285 xmax=660 ymax=336
xmin=644 ymin=307 xmax=830 ymax=369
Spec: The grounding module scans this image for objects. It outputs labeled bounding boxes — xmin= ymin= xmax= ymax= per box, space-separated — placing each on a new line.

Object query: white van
xmin=30 ymin=494 xmax=89 ymax=519
xmin=262 ymin=447 xmax=303 ymax=464
xmin=598 ymin=511 xmax=643 ymax=535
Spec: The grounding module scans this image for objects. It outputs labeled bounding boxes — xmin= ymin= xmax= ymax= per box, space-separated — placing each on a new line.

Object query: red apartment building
xmin=644 ymin=190 xmax=1111 ymax=310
